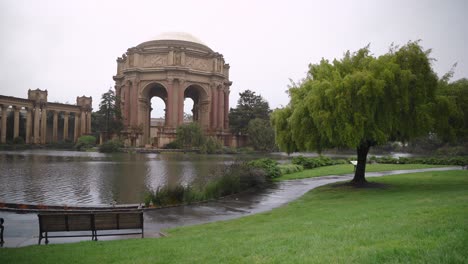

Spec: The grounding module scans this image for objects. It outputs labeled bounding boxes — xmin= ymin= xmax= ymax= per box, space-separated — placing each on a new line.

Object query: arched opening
xmin=183 ymin=98 xmax=194 ymax=123
xmin=184 ymin=85 xmax=208 ymax=125
xmin=143 ymin=83 xmax=168 ymax=147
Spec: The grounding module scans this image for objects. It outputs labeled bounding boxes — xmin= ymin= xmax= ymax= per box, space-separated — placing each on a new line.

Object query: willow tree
xmin=272 ymin=41 xmax=438 ymax=185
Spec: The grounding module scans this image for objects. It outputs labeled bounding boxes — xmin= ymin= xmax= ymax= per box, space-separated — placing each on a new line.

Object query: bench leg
xmin=45 ymin=232 xmax=49 ymax=245
xmin=38 ymin=232 xmax=43 ymax=245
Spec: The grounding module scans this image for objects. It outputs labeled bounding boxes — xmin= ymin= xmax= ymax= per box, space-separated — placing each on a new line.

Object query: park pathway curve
xmin=0 ymin=167 xmax=462 ymax=248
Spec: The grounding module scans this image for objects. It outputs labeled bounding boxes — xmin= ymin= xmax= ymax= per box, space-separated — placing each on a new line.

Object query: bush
xmin=369 ymin=156 xmax=468 ymax=166
xmin=75 ymin=135 xmax=96 ymax=151
xmin=13 ymin=136 xmax=25 ymax=145
xmin=144 ymin=161 xmax=269 ymax=207
xmin=291 ymin=156 xmax=345 ymax=169
xmin=200 ymin=136 xmax=223 ymax=154
xmin=278 ymin=164 xmax=304 ymax=175
xmin=99 ymin=139 xmax=124 ymax=153
xmin=164 ymin=141 xmax=180 ymax=149
xmin=248 ymin=158 xmax=281 ymax=179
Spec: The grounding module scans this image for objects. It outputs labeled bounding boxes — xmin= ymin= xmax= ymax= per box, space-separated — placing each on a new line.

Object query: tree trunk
xmin=351 ymin=142 xmax=371 ymax=185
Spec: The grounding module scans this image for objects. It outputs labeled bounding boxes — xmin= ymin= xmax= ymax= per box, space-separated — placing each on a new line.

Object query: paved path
xmin=0 ymin=167 xmax=461 ymax=248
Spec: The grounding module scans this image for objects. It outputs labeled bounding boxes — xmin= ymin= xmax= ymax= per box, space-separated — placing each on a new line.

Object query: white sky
xmin=1 ymin=0 xmax=467 ymax=117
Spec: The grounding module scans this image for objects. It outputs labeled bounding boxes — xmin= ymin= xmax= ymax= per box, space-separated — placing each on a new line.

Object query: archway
xmin=183 ymin=84 xmax=208 ymax=127
xmin=143 ymin=83 xmax=168 ymax=146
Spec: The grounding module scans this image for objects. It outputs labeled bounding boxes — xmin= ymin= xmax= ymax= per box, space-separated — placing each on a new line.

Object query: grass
xmin=1 ymin=170 xmax=467 ymax=263
xmin=276 ymin=163 xmax=449 ymax=181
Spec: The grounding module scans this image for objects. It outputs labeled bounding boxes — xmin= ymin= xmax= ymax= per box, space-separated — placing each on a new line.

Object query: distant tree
xmin=247 ymin=118 xmax=276 ymax=152
xmin=272 ymin=41 xmax=439 ymax=185
xmin=229 ymin=90 xmax=271 ymax=134
xmin=93 ymin=89 xmax=123 ymax=139
xmin=176 ymin=123 xmax=205 ymax=149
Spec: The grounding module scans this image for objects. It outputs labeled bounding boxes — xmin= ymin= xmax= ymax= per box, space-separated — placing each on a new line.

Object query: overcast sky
xmin=1 ymin=0 xmax=467 ymax=117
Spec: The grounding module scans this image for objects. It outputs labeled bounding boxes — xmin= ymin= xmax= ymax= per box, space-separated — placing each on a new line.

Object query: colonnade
xmin=0 ymin=89 xmax=92 ymax=144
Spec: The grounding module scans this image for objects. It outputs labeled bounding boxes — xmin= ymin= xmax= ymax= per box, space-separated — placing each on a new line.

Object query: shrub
xmin=248 ymin=158 xmax=281 ymax=179
xmin=164 ymin=141 xmax=180 ymax=149
xmin=369 ymin=156 xmax=468 ymax=166
xmin=200 ymin=136 xmax=223 ymax=154
xmin=75 ymin=135 xmax=96 ymax=151
xmin=291 ymin=156 xmax=345 ymax=169
xmin=99 ymin=139 xmax=124 ymax=153
xmin=13 ymin=136 xmax=25 ymax=145
xmin=144 ymin=161 xmax=268 ymax=207
xmin=278 ymin=164 xmax=304 ymax=175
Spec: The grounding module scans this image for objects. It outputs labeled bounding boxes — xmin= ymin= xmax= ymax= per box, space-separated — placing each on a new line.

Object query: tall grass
xmin=144 ymin=161 xmax=268 ymax=207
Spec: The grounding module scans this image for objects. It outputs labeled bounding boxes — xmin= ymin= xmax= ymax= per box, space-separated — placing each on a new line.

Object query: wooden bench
xmin=38 ymin=211 xmax=143 ymax=245
xmin=0 ymin=218 xmax=4 ymax=246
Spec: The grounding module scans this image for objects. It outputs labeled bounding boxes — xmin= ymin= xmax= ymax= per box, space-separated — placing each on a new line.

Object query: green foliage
xmin=144 ymin=161 xmax=267 ymax=207
xmin=272 ymin=41 xmax=439 ymax=182
xmin=75 ymin=135 xmax=96 ymax=150
xmin=369 ymin=156 xmax=468 ymax=166
xmin=164 ymin=141 xmax=181 ymax=149
xmin=13 ymin=136 xmax=24 ymax=145
xmin=98 ymin=139 xmax=124 ymax=153
xmin=247 ymin=158 xmax=281 ymax=179
xmin=434 ymin=78 xmax=468 ymax=143
xmin=173 ymin=124 xmax=223 ymax=154
xmin=92 ymin=89 xmax=123 ymax=137
xmin=271 ymin=106 xmax=297 ymax=154
xmin=199 ymin=136 xmax=222 ymax=154
xmin=229 ymin=90 xmax=271 ymax=134
xmin=291 ymin=156 xmax=346 ymax=169
xmin=247 ymin=118 xmax=276 ymax=152
xmin=278 ymin=164 xmax=304 ymax=175
xmin=175 ymin=123 xmax=205 ymax=149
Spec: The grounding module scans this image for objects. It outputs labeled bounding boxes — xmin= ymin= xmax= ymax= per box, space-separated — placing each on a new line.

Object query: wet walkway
xmin=0 ymin=167 xmax=461 ymax=248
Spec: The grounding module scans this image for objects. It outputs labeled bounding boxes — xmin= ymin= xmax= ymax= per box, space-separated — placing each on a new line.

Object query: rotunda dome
xmin=152 ymin=32 xmax=206 ymax=46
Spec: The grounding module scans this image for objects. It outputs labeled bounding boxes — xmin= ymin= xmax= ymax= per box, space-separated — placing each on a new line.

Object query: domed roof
xmin=152 ymin=32 xmax=206 ymax=46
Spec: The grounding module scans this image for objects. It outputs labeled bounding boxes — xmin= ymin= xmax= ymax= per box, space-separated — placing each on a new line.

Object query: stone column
xmin=13 ymin=106 xmax=20 ymax=139
xmin=25 ymin=107 xmax=32 ymax=144
xmin=211 ymin=85 xmax=218 ymax=129
xmin=87 ymin=111 xmax=92 ymax=134
xmin=166 ymin=79 xmax=175 ymax=127
xmin=218 ymin=87 xmax=224 ymax=129
xmin=177 ymin=80 xmax=185 ymax=126
xmin=0 ymin=105 xmax=7 ymax=144
xmin=33 ymin=106 xmax=40 ymax=144
xmin=130 ymin=81 xmax=139 ymax=127
xmin=74 ymin=112 xmax=80 ymax=142
xmin=224 ymin=89 xmax=230 ymax=129
xmin=52 ymin=111 xmax=58 ymax=143
xmin=63 ymin=112 xmax=69 ymax=141
xmin=80 ymin=111 xmax=86 ymax=135
xmin=40 ymin=106 xmax=47 ymax=144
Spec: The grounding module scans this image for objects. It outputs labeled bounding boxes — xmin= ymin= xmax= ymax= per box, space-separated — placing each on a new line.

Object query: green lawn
xmin=1 ymin=170 xmax=467 ymax=263
xmin=276 ymin=163 xmax=448 ymax=181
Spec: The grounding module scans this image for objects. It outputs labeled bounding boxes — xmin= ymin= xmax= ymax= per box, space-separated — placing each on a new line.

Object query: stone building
xmin=113 ymin=32 xmax=233 ymax=147
xmin=0 ymin=89 xmax=92 ymax=144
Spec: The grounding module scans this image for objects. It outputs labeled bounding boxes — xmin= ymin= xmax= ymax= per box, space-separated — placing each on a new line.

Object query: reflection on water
xmin=0 ymin=150 xmax=251 ymax=206
xmin=0 ymin=150 xmax=413 ymax=206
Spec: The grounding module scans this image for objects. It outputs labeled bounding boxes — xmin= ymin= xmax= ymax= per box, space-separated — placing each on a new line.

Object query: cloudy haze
xmin=1 ymin=0 xmax=467 ymax=116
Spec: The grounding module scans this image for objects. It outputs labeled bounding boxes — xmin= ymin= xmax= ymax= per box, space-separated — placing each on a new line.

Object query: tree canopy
xmin=272 ymin=41 xmax=439 ymax=184
xmin=92 ymin=89 xmax=123 ymax=138
xmin=229 ymin=90 xmax=271 ymax=134
xmin=434 ymin=76 xmax=468 ymax=143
